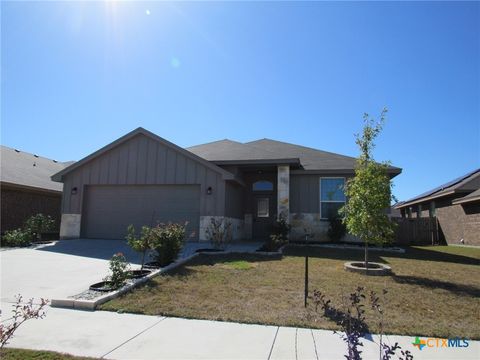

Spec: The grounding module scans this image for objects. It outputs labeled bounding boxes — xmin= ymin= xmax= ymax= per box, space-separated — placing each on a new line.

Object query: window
xmin=320 ymin=178 xmax=346 ymax=219
xmin=257 ymin=198 xmax=269 ymax=217
xmin=253 ymin=180 xmax=273 ymax=191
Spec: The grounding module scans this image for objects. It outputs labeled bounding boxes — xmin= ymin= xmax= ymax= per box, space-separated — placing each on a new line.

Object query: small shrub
xmin=312 ymin=287 xmax=413 ymax=360
xmin=327 ymin=215 xmax=347 ymax=242
xmin=24 ymin=214 xmax=55 ymax=241
xmin=265 ymin=216 xmax=291 ymax=251
xmin=1 ymin=229 xmax=32 ymax=247
xmin=205 ymin=217 xmax=232 ymax=249
xmin=0 ymin=295 xmax=48 ymax=349
xmin=126 ymin=225 xmax=155 ymax=269
xmin=150 ymin=222 xmax=186 ymax=267
xmin=105 ymin=253 xmax=130 ymax=289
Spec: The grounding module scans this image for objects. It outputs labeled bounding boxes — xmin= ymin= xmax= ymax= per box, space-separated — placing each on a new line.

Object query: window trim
xmin=319 ymin=177 xmax=346 ymax=220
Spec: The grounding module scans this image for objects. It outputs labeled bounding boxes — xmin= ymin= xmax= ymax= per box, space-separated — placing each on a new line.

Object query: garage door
xmin=81 ymin=185 xmax=200 ymax=240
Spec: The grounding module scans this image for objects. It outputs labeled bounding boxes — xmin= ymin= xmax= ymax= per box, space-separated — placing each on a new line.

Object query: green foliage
xmin=126 ymin=225 xmax=155 ymax=269
xmin=205 ymin=217 xmax=232 ymax=249
xmin=24 ymin=214 xmax=55 ymax=240
xmin=327 ymin=215 xmax=347 ymax=242
xmin=106 ymin=253 xmax=130 ymax=289
xmin=266 ymin=216 xmax=291 ymax=251
xmin=2 ymin=228 xmax=32 ymax=247
xmin=150 ymin=223 xmax=186 ymax=266
xmin=341 ymin=109 xmax=396 ymax=248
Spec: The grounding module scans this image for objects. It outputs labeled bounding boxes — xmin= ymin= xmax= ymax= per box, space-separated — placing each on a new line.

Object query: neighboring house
xmin=52 ymin=127 xmax=401 ymax=241
xmin=394 ymin=169 xmax=480 ymax=246
xmin=0 ymin=146 xmax=73 ymax=233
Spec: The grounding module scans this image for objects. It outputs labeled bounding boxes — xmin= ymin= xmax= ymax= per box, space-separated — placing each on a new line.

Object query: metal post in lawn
xmin=304 ymin=233 xmax=309 ymax=308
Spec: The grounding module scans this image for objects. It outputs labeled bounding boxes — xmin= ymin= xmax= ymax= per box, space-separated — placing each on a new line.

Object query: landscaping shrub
xmin=313 ymin=287 xmax=413 ymax=360
xmin=0 ymin=295 xmax=48 ymax=349
xmin=24 ymin=213 xmax=55 ymax=241
xmin=265 ymin=216 xmax=291 ymax=251
xmin=327 ymin=215 xmax=346 ymax=242
xmin=150 ymin=222 xmax=186 ymax=266
xmin=205 ymin=217 xmax=232 ymax=249
xmin=106 ymin=253 xmax=130 ymax=289
xmin=126 ymin=225 xmax=155 ymax=269
xmin=1 ymin=229 xmax=32 ymax=247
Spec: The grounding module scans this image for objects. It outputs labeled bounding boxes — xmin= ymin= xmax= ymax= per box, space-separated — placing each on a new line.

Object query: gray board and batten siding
xmin=56 ymin=130 xmax=234 ymax=239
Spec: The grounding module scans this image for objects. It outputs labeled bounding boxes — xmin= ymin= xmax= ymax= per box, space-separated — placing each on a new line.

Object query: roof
xmin=188 ymin=137 xmax=401 ymax=174
xmin=395 ymin=168 xmax=480 ymax=209
xmin=186 ymin=139 xmax=300 ymax=165
xmin=52 ymin=127 xmax=236 ymax=183
xmin=1 ymin=145 xmax=72 ymax=192
xmin=452 ymin=188 xmax=480 ymax=205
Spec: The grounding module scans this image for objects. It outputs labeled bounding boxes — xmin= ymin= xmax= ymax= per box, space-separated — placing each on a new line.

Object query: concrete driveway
xmin=0 ymin=239 xmax=143 ymax=304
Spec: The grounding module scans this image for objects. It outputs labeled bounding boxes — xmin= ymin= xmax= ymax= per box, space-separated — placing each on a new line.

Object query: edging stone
xmin=51 ymin=253 xmax=200 ymax=311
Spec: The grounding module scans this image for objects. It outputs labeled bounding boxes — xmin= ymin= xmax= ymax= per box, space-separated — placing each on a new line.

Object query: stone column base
xmin=59 ymin=214 xmax=82 ymax=239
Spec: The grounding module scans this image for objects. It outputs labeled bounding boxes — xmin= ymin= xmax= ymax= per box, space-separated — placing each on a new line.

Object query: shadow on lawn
xmin=392 ymin=275 xmax=480 ymax=298
xmin=284 ymin=245 xmax=480 ymax=266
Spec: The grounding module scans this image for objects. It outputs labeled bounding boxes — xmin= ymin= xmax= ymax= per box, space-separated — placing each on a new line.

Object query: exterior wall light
xmin=206 ymin=186 xmax=213 ymax=195
xmin=71 ymin=187 xmax=78 ymax=195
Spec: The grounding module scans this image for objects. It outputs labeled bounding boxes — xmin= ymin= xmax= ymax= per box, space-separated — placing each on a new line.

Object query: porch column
xmin=277 ymin=165 xmax=290 ymax=222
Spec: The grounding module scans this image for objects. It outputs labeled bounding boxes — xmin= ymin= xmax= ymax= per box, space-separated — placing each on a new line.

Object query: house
xmin=0 ymin=146 xmax=73 ymax=233
xmin=52 ymin=127 xmax=402 ymax=241
xmin=394 ymin=169 xmax=480 ymax=246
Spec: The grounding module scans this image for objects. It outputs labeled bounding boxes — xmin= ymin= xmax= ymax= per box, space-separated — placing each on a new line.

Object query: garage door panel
xmin=82 ymin=185 xmax=200 ymax=240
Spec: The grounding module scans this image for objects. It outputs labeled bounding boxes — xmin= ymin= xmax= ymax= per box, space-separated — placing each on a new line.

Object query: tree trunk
xmin=364 ymin=240 xmax=369 ymax=274
xmin=141 ymin=250 xmax=146 ymax=270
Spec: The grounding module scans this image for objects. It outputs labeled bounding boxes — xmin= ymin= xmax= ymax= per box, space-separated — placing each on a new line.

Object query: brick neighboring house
xmin=394 ymin=169 xmax=480 ymax=246
xmin=0 ymin=146 xmax=73 ymax=233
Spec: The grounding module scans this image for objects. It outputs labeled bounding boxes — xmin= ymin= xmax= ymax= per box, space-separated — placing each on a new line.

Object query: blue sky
xmin=1 ymin=1 xmax=479 ymax=202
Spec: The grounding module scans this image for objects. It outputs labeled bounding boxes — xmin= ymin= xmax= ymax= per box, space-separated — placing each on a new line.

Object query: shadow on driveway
xmin=36 ymin=239 xmax=145 ymax=264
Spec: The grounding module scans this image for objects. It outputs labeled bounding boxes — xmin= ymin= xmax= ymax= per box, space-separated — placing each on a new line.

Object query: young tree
xmin=341 ymin=108 xmax=396 ymax=270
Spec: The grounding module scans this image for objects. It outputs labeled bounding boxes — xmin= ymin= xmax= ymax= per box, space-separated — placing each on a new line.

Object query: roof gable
xmin=52 ymin=128 xmax=234 ymax=182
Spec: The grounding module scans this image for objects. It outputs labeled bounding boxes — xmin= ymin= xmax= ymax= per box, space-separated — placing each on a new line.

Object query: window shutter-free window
xmin=320 ymin=178 xmax=346 ymax=219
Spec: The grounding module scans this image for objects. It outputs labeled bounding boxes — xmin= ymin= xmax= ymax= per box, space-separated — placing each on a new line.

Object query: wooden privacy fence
xmin=392 ymin=217 xmax=441 ymax=245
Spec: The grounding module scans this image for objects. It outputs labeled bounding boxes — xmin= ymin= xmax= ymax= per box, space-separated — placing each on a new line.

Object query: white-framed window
xmin=320 ymin=177 xmax=346 ymax=219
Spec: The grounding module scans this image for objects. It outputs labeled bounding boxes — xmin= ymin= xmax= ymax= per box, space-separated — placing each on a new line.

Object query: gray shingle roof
xmin=1 ymin=146 xmax=73 ymax=192
xmin=188 ymin=137 xmax=401 ymax=173
xmin=186 ymin=139 xmax=299 ymax=163
xmin=396 ymin=168 xmax=480 ymax=208
xmin=246 ymin=138 xmax=360 ymax=171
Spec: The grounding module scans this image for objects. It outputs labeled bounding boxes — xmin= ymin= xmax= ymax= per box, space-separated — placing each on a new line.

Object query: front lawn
xmin=100 ymin=245 xmax=480 ymax=339
xmin=0 ymin=348 xmax=94 ymax=360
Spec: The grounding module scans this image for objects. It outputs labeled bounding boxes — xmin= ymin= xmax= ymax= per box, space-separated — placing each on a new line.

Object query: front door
xmin=252 ymin=194 xmax=275 ymax=240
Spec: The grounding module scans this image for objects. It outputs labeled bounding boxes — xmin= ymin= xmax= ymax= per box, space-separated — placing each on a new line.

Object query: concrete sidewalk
xmin=3 ymin=306 xmax=479 ymax=360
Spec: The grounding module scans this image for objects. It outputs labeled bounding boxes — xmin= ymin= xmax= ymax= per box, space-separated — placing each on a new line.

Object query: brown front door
xmin=252 ymin=194 xmax=275 ymax=240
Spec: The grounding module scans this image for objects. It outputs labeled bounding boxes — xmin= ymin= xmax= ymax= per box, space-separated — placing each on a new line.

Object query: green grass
xmin=100 ymin=245 xmax=480 ymax=339
xmin=0 ymin=348 xmax=95 ymax=360
xmin=221 ymin=260 xmax=255 ymax=270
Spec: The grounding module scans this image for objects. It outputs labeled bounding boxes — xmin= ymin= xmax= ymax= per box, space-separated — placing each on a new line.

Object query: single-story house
xmin=52 ymin=127 xmax=401 ymax=241
xmin=394 ymin=169 xmax=480 ymax=246
xmin=1 ymin=145 xmax=73 ymax=233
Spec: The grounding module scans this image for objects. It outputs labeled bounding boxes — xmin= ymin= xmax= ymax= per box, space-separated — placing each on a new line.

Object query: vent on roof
xmin=34 ymin=154 xmax=39 ymax=158
xmin=14 ymin=149 xmax=20 ymax=153
xmin=53 ymin=160 xmax=58 ymax=163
